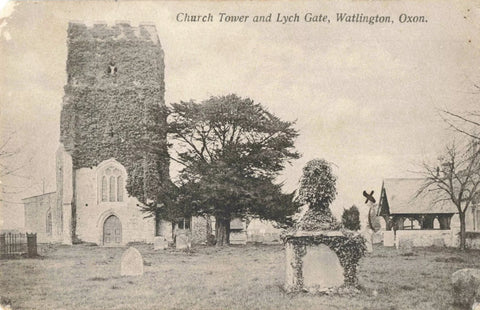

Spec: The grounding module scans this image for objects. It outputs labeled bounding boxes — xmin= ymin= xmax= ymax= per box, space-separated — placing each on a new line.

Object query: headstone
xmin=362 ymin=229 xmax=373 ymax=253
xmin=302 ymin=244 xmax=344 ymax=291
xmin=452 ymin=269 xmax=480 ymax=308
xmin=175 ymin=233 xmax=191 ymax=250
xmin=154 ymin=236 xmax=168 ymax=250
xmin=383 ymin=230 xmax=394 ymax=247
xmin=367 ymin=203 xmax=381 ymax=232
xmin=433 ymin=238 xmax=445 ymax=247
xmin=120 ymin=247 xmax=144 ymax=276
xmin=397 ymin=239 xmax=414 ymax=255
xmin=372 ymin=231 xmax=383 ymax=244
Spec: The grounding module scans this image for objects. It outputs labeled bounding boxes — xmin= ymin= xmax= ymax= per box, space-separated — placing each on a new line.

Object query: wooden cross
xmin=363 ymin=190 xmax=376 ymax=204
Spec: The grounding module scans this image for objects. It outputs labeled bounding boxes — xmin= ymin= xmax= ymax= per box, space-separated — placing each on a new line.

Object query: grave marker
xmin=120 ymin=247 xmax=144 ymax=276
xmin=176 ymin=233 xmax=191 ymax=250
xmin=383 ymin=230 xmax=395 ymax=247
xmin=154 ymin=236 xmax=168 ymax=250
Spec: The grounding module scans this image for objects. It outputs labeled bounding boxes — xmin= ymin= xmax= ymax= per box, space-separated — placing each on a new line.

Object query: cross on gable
xmin=363 ymin=190 xmax=376 ymax=204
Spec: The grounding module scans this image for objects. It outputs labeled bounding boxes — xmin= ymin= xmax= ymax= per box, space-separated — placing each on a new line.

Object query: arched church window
xmin=98 ymin=161 xmax=126 ymax=204
xmin=117 ymin=176 xmax=123 ymax=202
xmin=101 ymin=176 xmax=108 ymax=202
xmin=109 ymin=176 xmax=116 ymax=202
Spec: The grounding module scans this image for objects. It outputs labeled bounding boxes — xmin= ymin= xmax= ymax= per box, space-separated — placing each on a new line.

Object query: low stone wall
xmin=247 ymin=219 xmax=282 ymax=244
xmin=466 ymin=232 xmax=480 ymax=249
xmin=395 ymin=229 xmax=459 ymax=248
xmin=284 ymin=231 xmax=366 ymax=293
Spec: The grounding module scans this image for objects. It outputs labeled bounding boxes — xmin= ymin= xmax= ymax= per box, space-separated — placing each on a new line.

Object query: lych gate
xmin=378 ymin=178 xmax=457 ymax=231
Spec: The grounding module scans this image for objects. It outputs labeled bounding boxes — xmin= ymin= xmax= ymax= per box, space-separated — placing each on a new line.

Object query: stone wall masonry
xmin=61 ymin=22 xmax=170 ymax=207
xmin=395 ymin=229 xmax=459 ymax=248
xmin=23 ymin=192 xmax=57 ymax=243
xmin=75 ymin=166 xmax=155 ymax=245
xmin=466 ymin=232 xmax=480 ymax=250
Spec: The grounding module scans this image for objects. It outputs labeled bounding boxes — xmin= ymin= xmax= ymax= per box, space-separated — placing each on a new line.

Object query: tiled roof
xmin=381 ymin=178 xmax=457 ymax=214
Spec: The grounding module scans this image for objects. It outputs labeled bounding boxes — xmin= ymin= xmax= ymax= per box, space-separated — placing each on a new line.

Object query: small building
xmin=378 ymin=178 xmax=457 ymax=230
xmin=377 ymin=178 xmax=461 ymax=247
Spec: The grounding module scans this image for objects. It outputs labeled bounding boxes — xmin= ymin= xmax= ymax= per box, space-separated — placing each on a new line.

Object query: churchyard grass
xmin=0 ymin=243 xmax=477 ymax=309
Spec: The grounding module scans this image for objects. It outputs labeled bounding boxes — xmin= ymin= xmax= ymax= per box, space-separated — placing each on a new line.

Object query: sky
xmin=0 ymin=0 xmax=479 ymax=229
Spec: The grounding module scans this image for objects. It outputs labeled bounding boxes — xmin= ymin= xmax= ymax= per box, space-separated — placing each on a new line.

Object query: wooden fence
xmin=0 ymin=233 xmax=37 ymax=257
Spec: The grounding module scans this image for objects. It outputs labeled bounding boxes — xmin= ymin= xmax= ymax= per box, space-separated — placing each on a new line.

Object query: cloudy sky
xmin=1 ymin=0 xmax=479 ymax=229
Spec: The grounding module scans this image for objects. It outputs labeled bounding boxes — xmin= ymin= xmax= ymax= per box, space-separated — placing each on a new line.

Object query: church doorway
xmin=103 ymin=215 xmax=122 ymax=246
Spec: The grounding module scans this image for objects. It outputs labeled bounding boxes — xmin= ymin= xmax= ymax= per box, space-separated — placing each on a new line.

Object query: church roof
xmin=22 ymin=191 xmax=56 ymax=202
xmin=379 ymin=178 xmax=457 ymax=215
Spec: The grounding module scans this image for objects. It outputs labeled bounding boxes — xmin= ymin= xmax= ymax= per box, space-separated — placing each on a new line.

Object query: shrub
xmin=342 ymin=205 xmax=361 ymax=231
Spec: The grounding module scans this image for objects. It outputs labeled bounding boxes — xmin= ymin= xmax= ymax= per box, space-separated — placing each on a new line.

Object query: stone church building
xmin=23 ymin=22 xmax=219 ymax=246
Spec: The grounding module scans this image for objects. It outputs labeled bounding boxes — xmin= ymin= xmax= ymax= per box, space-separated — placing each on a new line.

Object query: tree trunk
xmin=459 ymin=211 xmax=466 ymax=251
xmin=215 ymin=217 xmax=230 ymax=246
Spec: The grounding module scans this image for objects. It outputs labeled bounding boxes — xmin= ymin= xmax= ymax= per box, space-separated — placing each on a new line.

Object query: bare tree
xmin=0 ymin=131 xmax=31 ymax=199
xmin=420 ymin=140 xmax=480 ymax=250
xmin=440 ymin=84 xmax=480 ymax=140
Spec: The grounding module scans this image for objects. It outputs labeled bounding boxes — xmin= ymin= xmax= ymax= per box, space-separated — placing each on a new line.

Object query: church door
xmin=103 ymin=215 xmax=122 ymax=246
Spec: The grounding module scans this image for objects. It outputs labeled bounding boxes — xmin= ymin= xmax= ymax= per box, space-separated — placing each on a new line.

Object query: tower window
xmin=101 ymin=176 xmax=108 ymax=202
xmin=117 ymin=176 xmax=123 ymax=202
xmin=99 ymin=165 xmax=125 ymax=203
xmin=109 ymin=176 xmax=116 ymax=202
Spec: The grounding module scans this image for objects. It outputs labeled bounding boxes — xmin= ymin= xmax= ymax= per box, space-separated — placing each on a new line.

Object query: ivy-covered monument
xmin=284 ymin=159 xmax=366 ymax=293
xmin=24 ymin=22 xmax=176 ymax=245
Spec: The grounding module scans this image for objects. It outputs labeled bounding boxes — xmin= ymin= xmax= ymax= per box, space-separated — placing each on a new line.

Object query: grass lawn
xmin=0 ymin=243 xmax=477 ymax=310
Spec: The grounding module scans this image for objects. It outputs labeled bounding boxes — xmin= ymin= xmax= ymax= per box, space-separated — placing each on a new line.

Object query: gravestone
xmin=383 ymin=230 xmax=395 ymax=247
xmin=433 ymin=238 xmax=445 ymax=247
xmin=397 ymin=238 xmax=414 ymax=255
xmin=176 ymin=233 xmax=191 ymax=250
xmin=362 ymin=229 xmax=373 ymax=253
xmin=302 ymin=244 xmax=344 ymax=290
xmin=452 ymin=268 xmax=480 ymax=308
xmin=120 ymin=247 xmax=144 ymax=276
xmin=154 ymin=236 xmax=168 ymax=250
xmin=372 ymin=231 xmax=383 ymax=244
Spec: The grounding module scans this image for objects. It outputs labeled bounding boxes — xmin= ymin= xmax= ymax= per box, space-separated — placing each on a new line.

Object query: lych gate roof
xmin=379 ymin=178 xmax=457 ymax=215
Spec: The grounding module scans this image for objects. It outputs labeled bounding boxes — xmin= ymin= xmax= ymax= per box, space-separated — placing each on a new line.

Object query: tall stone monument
xmin=284 ymin=160 xmax=367 ymax=293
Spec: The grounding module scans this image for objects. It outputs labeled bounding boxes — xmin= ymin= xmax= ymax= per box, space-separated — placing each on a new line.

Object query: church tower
xmin=56 ymin=22 xmax=170 ymax=245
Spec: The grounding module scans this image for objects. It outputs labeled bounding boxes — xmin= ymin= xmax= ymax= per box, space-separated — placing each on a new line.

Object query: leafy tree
xmin=164 ymin=94 xmax=300 ymax=245
xmin=342 ymin=205 xmax=361 ymax=231
xmin=295 ymin=159 xmax=341 ymax=231
xmin=419 ymin=140 xmax=480 ymax=250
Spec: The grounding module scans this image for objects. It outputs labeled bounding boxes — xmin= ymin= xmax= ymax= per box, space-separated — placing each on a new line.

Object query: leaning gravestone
xmin=154 ymin=236 xmax=168 ymax=250
xmin=362 ymin=228 xmax=373 ymax=253
xmin=372 ymin=231 xmax=383 ymax=244
xmin=176 ymin=233 xmax=191 ymax=250
xmin=452 ymin=269 xmax=480 ymax=308
xmin=120 ymin=247 xmax=144 ymax=276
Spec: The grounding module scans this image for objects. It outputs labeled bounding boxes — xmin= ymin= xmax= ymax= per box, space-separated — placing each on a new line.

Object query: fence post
xmin=27 ymin=233 xmax=37 ymax=257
